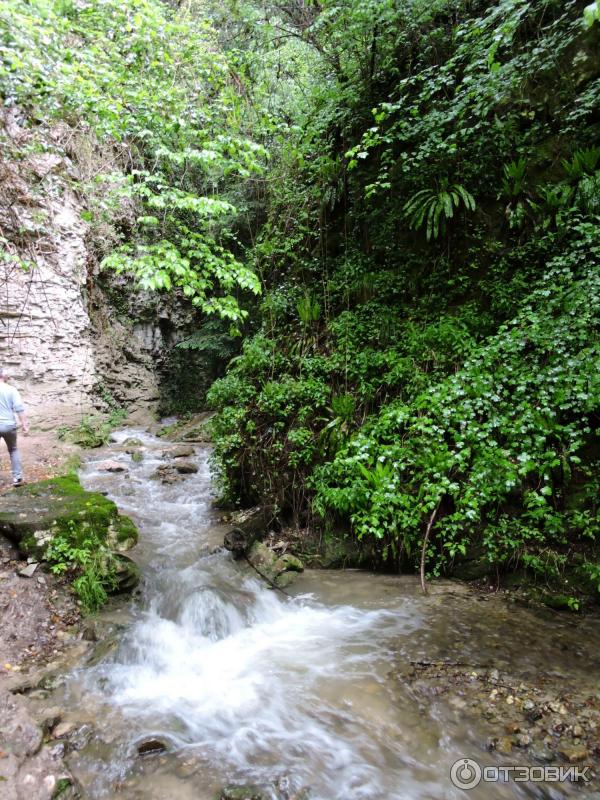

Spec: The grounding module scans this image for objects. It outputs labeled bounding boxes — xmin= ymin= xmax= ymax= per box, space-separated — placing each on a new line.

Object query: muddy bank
xmin=0 ymin=534 xmax=86 ymax=798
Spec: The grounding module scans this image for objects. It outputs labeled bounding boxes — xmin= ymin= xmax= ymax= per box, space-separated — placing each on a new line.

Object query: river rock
xmin=151 ymin=461 xmax=198 ymax=481
xmin=531 ymin=743 xmax=555 ymax=763
xmin=98 ymin=460 xmax=127 ymax=472
xmin=222 ymin=506 xmax=274 ymax=558
xmin=123 ymin=437 xmax=143 ymax=447
xmin=219 ymin=785 xmax=269 ymax=800
xmin=223 ymin=527 xmax=249 ymax=557
xmin=36 ymin=707 xmax=63 ymax=733
xmin=113 ymin=553 xmax=141 ymax=593
xmin=162 ymin=445 xmax=195 ymax=459
xmin=557 ymin=743 xmax=588 ymax=762
xmin=491 ymin=736 xmax=513 ymax=754
xmin=136 ymin=738 xmax=168 ymax=757
xmin=52 ymin=721 xmax=77 ymax=740
xmin=247 ymin=541 xmax=304 ymax=589
xmin=174 ymin=460 xmax=198 ymax=474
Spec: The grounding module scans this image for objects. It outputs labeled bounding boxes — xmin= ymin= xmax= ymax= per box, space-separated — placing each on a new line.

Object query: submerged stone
xmin=219 ymin=785 xmax=269 ymax=800
xmin=136 ymin=738 xmax=168 ymax=757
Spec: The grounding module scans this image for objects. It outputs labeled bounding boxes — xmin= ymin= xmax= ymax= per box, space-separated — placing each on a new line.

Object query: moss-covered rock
xmin=247 ymin=541 xmax=304 ymax=589
xmin=0 ymin=473 xmax=138 ymax=558
xmin=218 ymin=785 xmax=269 ymax=800
xmin=0 ymin=474 xmax=139 ymax=610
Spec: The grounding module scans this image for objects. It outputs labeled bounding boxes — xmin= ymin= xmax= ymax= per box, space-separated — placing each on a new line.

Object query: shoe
xmin=13 ymin=478 xmax=23 ymax=487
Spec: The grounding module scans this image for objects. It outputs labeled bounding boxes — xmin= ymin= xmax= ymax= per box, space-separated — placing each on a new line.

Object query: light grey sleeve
xmin=11 ymin=387 xmax=25 ymax=414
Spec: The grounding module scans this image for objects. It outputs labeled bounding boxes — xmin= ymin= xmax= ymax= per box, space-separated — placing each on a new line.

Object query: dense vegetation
xmin=206 ymin=0 xmax=600 ymax=600
xmin=2 ymin=0 xmax=599 ymax=601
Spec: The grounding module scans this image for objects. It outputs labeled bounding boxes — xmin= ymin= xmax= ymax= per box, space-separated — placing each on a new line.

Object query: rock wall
xmin=0 ymin=109 xmax=162 ymax=427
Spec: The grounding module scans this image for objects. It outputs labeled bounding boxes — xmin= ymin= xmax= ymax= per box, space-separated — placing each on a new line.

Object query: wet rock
xmin=224 ymin=527 xmax=248 ymax=557
xmin=525 ymin=706 xmax=543 ymax=722
xmin=557 ymin=743 xmax=588 ymax=762
xmin=136 ymin=738 xmax=168 ymax=757
xmin=69 ymin=724 xmax=93 ymax=751
xmin=273 ymin=554 xmax=304 ymax=574
xmin=150 ymin=464 xmax=185 ymax=484
xmin=493 ymin=736 xmax=513 ymax=754
xmin=219 ymin=784 xmax=269 ymax=800
xmin=113 ymin=553 xmax=140 ymax=593
xmin=246 ymin=541 xmax=304 ymax=589
xmin=515 ymin=733 xmax=532 ymax=747
xmin=162 ymin=445 xmax=195 ymax=459
xmin=18 ymin=562 xmax=39 ymax=578
xmin=52 ymin=721 xmax=76 ymax=739
xmin=36 ymin=707 xmax=63 ymax=734
xmin=86 ymin=635 xmax=120 ymax=666
xmin=223 ymin=507 xmax=274 ymax=557
xmin=122 ymin=437 xmax=143 ymax=447
xmin=174 ymin=460 xmax=198 ymax=474
xmin=98 ymin=460 xmax=127 ymax=473
xmin=130 ymin=450 xmax=144 ymax=463
xmin=0 ymin=691 xmax=43 ymax=758
xmin=531 ymin=744 xmax=555 ymax=763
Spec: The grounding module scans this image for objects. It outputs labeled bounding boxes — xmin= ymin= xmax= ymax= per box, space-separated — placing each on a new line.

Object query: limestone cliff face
xmin=0 ymin=109 xmax=163 ymax=427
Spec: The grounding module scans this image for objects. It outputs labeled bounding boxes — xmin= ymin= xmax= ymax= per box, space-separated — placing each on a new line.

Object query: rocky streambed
xmin=1 ymin=426 xmax=599 ymax=799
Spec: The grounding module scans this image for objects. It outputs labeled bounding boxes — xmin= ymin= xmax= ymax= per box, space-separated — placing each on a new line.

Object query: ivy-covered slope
xmin=207 ymin=0 xmax=600 ymax=601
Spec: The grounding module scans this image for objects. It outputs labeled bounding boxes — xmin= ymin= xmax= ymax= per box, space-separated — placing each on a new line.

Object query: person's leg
xmin=2 ymin=428 xmax=23 ymax=482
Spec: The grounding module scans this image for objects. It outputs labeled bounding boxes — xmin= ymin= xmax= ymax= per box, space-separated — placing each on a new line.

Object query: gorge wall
xmin=0 ymin=109 xmax=169 ymax=427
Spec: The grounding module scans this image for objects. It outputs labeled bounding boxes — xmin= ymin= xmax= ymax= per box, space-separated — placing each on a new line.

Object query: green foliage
xmin=0 ymin=0 xmax=264 ymax=327
xmin=205 ymin=0 xmax=600 ymax=592
xmin=403 ymin=183 xmax=476 ymax=240
xmin=58 ymin=409 xmax=126 ymax=448
xmin=315 ymin=249 xmax=599 ymax=573
xmin=45 ymin=520 xmax=118 ymax=613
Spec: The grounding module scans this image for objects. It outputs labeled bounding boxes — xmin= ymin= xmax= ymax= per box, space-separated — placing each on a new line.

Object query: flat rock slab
xmin=18 ymin=562 xmax=38 ymax=578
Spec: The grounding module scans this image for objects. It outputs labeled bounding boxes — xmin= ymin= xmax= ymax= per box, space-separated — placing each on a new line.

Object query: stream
xmin=47 ymin=429 xmax=600 ymax=799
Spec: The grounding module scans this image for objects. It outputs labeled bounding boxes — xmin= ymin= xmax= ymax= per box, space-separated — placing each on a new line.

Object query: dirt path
xmin=0 ymin=430 xmax=80 ymax=494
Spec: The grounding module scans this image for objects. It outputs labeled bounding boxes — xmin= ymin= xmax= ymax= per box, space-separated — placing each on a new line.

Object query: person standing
xmin=0 ymin=366 xmax=28 ymax=486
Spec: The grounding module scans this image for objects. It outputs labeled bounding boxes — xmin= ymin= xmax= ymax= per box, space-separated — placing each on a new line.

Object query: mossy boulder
xmin=0 ymin=473 xmax=138 ymax=559
xmin=247 ymin=541 xmax=304 ymax=589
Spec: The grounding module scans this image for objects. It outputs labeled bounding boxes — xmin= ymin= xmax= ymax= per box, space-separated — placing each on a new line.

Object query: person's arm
xmin=11 ymin=387 xmax=28 ymax=434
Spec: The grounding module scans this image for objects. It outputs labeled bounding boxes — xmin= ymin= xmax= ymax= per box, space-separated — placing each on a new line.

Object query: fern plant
xmin=297 ymin=295 xmax=321 ymax=325
xmin=501 ymin=158 xmax=527 ymax=198
xmin=562 ymin=146 xmax=600 ymax=181
xmin=403 ymin=181 xmax=476 ymax=240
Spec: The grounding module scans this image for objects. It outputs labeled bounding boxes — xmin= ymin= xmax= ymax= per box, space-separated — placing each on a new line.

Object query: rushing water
xmin=52 ymin=429 xmax=600 ymax=799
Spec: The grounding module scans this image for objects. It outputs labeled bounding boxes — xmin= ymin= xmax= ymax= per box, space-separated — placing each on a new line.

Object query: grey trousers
xmin=0 ymin=425 xmax=23 ymax=480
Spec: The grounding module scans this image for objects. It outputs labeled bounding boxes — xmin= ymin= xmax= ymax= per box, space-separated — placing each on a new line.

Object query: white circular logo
xmin=450 ymin=758 xmax=482 ymax=790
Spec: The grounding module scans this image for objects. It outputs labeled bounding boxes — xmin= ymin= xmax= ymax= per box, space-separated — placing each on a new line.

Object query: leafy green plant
xmin=297 ymin=295 xmax=322 ymax=325
xmin=501 ymin=158 xmax=527 ymax=198
xmin=45 ymin=522 xmax=118 ymax=613
xmin=403 ymin=182 xmax=476 ymax=240
xmin=562 ymin=147 xmax=600 ymax=181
